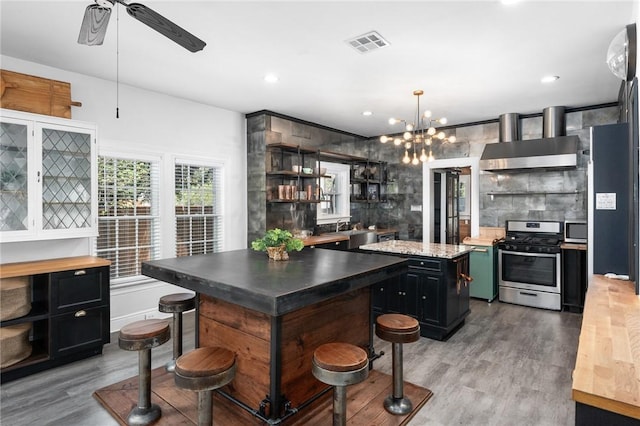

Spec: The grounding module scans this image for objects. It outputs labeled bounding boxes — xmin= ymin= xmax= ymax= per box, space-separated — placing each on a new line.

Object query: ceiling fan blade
xmin=125 ymin=3 xmax=206 ymax=52
xmin=78 ymin=4 xmax=112 ymax=46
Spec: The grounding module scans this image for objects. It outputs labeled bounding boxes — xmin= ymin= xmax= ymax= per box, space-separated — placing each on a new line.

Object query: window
xmin=96 ymin=156 xmax=160 ymax=281
xmin=317 ymin=162 xmax=350 ymax=224
xmin=174 ymin=161 xmax=223 ymax=257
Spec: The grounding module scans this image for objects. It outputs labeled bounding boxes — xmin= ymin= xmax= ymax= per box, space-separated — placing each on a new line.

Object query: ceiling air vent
xmin=346 ymin=31 xmax=390 ymax=53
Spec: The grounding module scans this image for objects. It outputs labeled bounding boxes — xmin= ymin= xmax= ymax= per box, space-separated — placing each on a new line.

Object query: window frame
xmin=316 ymin=161 xmax=351 ymax=225
xmin=173 ymin=156 xmax=225 ymax=257
xmin=94 ymin=150 xmax=162 ymax=287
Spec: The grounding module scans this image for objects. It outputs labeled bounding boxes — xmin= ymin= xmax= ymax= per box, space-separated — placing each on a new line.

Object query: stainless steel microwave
xmin=564 ymin=220 xmax=587 ymax=243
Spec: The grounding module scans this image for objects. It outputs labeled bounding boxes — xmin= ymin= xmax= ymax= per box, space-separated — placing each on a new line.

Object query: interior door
xmin=445 ymin=171 xmax=460 ymax=244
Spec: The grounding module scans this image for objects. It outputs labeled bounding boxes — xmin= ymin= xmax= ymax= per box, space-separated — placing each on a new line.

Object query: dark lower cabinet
xmin=1 ymin=257 xmax=110 ymax=383
xmin=305 ymin=240 xmax=349 ymax=251
xmin=373 ymin=253 xmax=471 ymax=341
xmin=562 ymin=247 xmax=587 ymax=313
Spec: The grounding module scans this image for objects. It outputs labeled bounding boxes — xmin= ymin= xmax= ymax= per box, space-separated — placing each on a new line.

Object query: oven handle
xmin=498 ymin=249 xmax=559 ymax=259
xmin=519 ymin=291 xmax=538 ymax=297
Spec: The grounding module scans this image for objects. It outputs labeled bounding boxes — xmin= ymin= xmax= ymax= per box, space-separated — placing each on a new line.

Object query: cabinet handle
xmin=74 ymin=270 xmax=86 ymax=276
xmin=37 ymin=171 xmax=41 ymax=183
xmin=75 ymin=310 xmax=87 ymax=317
xmin=422 ymin=295 xmax=426 ymax=300
xmin=472 ymin=248 xmax=488 ymax=253
xmin=380 ymin=288 xmax=384 ymax=292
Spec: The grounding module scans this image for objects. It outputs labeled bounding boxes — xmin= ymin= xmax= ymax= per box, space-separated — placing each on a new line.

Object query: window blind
xmin=174 ymin=162 xmax=223 ymax=257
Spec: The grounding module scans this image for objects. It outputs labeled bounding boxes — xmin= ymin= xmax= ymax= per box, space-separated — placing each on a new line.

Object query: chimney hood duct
xmin=480 ymin=107 xmax=578 ymax=172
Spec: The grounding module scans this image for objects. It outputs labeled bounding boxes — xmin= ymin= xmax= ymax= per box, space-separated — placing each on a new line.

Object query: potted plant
xmin=251 ymin=228 xmax=304 ymax=260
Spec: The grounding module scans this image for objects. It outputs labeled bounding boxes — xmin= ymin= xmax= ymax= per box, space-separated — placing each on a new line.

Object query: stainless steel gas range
xmin=498 ymin=220 xmax=563 ymax=310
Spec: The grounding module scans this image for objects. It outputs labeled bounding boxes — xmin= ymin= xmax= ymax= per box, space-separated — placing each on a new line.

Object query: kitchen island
xmin=360 ymin=240 xmax=473 ymax=340
xmin=141 ymin=248 xmax=407 ymax=423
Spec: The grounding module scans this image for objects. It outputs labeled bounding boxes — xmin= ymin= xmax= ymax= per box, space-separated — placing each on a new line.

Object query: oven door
xmin=498 ymin=249 xmax=561 ymax=293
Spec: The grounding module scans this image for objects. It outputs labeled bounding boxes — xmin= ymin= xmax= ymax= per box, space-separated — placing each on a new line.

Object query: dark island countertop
xmin=360 ymin=240 xmax=473 ymax=259
xmin=142 ymin=248 xmax=407 ymax=316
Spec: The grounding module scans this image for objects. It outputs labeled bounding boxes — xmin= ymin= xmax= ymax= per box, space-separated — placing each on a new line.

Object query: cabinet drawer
xmin=50 ymin=267 xmax=109 ymax=315
xmin=408 ymin=258 xmax=442 ymax=272
xmin=51 ymin=306 xmax=109 ymax=356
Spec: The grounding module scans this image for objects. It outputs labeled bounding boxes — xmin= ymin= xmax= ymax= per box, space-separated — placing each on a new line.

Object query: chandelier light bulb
xmin=403 ymin=131 xmax=412 ymax=140
xmin=405 ymin=142 xmax=412 ymax=149
xmin=411 ymin=152 xmax=419 ymax=165
xmin=427 ymin=127 xmax=436 ymax=136
xmin=437 ymin=131 xmax=446 ymax=140
xmin=428 ymin=150 xmax=435 ymax=162
xmin=402 ymin=150 xmax=411 ymax=164
xmin=420 ymin=148 xmax=428 ymax=162
xmin=394 ymin=138 xmax=402 ymax=146
xmin=448 ymin=135 xmax=456 ymax=143
xmin=426 ymin=138 xmax=432 ymax=146
xmin=405 ymin=123 xmax=414 ymax=131
xmin=439 ymin=117 xmax=448 ymax=125
xmin=380 ymin=135 xmax=388 ymax=143
xmin=389 ymin=118 xmax=398 ymax=125
xmin=424 ymin=110 xmax=432 ymax=118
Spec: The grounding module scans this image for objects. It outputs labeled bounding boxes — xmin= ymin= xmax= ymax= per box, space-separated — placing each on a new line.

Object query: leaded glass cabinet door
xmin=0 ymin=117 xmax=34 ymax=237
xmin=37 ymin=122 xmax=97 ymax=238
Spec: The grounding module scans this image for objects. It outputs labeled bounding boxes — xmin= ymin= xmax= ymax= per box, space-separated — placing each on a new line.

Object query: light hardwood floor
xmin=0 ymin=299 xmax=582 ymax=425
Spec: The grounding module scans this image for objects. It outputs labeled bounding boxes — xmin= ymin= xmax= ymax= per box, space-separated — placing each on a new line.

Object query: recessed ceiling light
xmin=501 ymin=0 xmax=521 ymax=5
xmin=362 ymin=111 xmax=373 ymax=116
xmin=541 ymin=75 xmax=560 ymax=83
xmin=264 ymin=74 xmax=278 ymax=83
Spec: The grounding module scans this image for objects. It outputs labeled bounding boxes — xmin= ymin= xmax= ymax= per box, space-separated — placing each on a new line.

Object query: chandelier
xmin=379 ymin=90 xmax=455 ymax=165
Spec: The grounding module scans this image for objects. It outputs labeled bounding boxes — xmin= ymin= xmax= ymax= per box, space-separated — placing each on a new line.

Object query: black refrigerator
xmin=588 ymin=122 xmax=632 ymax=277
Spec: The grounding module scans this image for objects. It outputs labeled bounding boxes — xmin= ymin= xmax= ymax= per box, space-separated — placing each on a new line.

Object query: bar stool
xmin=159 ymin=292 xmax=196 ymax=372
xmin=118 ymin=319 xmax=171 ymax=426
xmin=375 ymin=313 xmax=420 ymax=415
xmin=174 ymin=347 xmax=237 ymax=426
xmin=311 ymin=342 xmax=369 ymax=426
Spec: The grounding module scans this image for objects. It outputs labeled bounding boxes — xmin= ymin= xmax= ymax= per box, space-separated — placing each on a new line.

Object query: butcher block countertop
xmin=301 ymin=228 xmax=398 ymax=247
xmin=0 ymin=256 xmax=110 ymax=278
xmin=359 ymin=240 xmax=473 ymax=259
xmin=572 ymin=274 xmax=640 ymax=420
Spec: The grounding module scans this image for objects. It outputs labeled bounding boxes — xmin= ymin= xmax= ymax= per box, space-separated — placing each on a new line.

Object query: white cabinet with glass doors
xmin=0 ymin=109 xmax=97 ymax=242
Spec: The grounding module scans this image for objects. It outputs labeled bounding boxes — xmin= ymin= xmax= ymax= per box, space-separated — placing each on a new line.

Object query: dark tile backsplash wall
xmin=247 ymin=106 xmax=619 ymax=244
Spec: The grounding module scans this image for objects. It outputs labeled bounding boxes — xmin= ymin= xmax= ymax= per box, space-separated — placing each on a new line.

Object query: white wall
xmin=1 ymin=55 xmax=248 ymax=330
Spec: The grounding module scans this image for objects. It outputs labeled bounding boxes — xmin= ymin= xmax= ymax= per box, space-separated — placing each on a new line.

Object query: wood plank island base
xmin=93 ymin=366 xmax=433 ymax=425
xmin=140 ymin=249 xmax=412 ymax=423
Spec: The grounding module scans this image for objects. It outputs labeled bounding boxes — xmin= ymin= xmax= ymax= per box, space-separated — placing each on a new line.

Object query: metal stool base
xmin=126 ymin=403 xmax=161 ymax=426
xmin=383 ymin=395 xmax=413 ymax=415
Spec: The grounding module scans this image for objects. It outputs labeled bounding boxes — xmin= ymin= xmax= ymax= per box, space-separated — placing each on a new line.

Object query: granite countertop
xmin=142 ymin=248 xmax=407 ymax=316
xmin=359 ymin=240 xmax=473 ymax=259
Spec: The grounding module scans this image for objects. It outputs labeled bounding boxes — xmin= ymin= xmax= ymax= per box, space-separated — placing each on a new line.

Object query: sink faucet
xmin=336 ymin=218 xmax=349 ymax=232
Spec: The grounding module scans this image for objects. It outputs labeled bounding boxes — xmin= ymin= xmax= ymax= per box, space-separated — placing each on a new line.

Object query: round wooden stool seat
xmin=375 ymin=314 xmax=420 ymax=344
xmin=175 ymin=347 xmax=237 ymax=392
xmin=312 ymin=342 xmax=369 ymax=387
xmin=118 ymin=319 xmax=170 ymax=351
xmin=159 ymin=293 xmax=196 ymax=313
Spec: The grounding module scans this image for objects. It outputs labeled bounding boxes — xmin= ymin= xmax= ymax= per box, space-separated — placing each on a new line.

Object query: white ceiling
xmin=0 ymin=1 xmax=636 ymax=137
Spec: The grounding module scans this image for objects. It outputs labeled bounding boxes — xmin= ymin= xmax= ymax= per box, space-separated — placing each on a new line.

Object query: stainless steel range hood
xmin=480 ymin=107 xmax=579 ymax=172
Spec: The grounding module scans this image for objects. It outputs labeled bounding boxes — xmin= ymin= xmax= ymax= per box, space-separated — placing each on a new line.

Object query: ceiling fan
xmin=77 ymin=0 xmax=206 ymax=52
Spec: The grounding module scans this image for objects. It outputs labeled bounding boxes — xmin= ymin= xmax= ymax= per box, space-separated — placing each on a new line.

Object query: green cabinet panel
xmin=468 ymin=245 xmax=498 ymax=302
